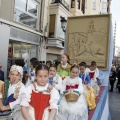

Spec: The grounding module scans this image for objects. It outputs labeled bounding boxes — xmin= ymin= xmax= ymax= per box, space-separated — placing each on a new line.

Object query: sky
xmin=110 ymin=0 xmax=120 ymax=55
xmin=111 ymin=0 xmax=120 ymax=22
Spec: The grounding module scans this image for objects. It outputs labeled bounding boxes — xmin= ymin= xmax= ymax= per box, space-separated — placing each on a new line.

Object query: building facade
xmin=46 ymin=0 xmax=111 ymax=61
xmin=0 ymin=0 xmax=45 ymax=78
xmin=0 ymin=0 xmax=111 ymax=78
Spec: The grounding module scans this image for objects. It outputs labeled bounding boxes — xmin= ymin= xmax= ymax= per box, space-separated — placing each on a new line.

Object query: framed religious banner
xmin=66 ymin=14 xmax=111 ymax=70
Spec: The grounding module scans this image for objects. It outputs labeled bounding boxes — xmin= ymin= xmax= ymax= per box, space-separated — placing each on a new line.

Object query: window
xmin=15 ymin=0 xmax=27 ymax=11
xmin=49 ymin=15 xmax=56 ymax=38
xmin=8 ymin=41 xmax=38 ymax=77
xmin=14 ymin=0 xmax=39 ymax=29
xmin=85 ymin=0 xmax=87 ymax=9
xmin=71 ymin=0 xmax=75 ymax=8
xmin=27 ymin=0 xmax=38 ymax=16
xmin=92 ymin=0 xmax=96 ymax=10
xmin=102 ymin=2 xmax=107 ymax=13
xmin=77 ymin=0 xmax=80 ymax=9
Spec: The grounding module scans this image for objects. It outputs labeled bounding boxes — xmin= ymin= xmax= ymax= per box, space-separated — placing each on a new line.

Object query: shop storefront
xmin=8 ymin=41 xmax=38 ymax=76
xmin=0 ymin=19 xmax=43 ymax=79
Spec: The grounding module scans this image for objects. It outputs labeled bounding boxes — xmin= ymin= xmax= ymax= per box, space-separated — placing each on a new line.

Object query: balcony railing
xmin=51 ymin=0 xmax=69 ymax=11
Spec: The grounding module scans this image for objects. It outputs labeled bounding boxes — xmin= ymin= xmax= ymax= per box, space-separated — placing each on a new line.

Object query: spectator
xmin=46 ymin=60 xmax=52 ymax=69
xmin=109 ymin=67 xmax=116 ymax=92
xmin=30 ymin=58 xmax=37 ymax=63
xmin=15 ymin=59 xmax=25 ymax=68
xmin=42 ymin=61 xmax=45 ymax=65
xmin=25 ymin=60 xmax=39 ymax=86
xmin=0 ymin=63 xmax=4 ymax=81
xmin=53 ymin=59 xmax=60 ymax=67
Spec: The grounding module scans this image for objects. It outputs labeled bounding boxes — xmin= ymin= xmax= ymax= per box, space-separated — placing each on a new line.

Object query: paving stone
xmin=109 ymin=81 xmax=120 ymax=120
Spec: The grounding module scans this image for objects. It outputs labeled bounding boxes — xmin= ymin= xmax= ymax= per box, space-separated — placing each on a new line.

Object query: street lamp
xmin=60 ymin=16 xmax=67 ymax=52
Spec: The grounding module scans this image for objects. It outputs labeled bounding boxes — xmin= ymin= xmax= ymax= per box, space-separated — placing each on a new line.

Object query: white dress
xmin=20 ymin=83 xmax=59 ymax=120
xmin=53 ymin=74 xmax=62 ymax=93
xmin=25 ymin=69 xmax=35 ymax=87
xmin=56 ymin=76 xmax=88 ymax=120
xmin=89 ymin=69 xmax=100 ymax=96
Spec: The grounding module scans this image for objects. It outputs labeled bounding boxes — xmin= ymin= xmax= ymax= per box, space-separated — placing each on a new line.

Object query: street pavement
xmin=109 ymin=80 xmax=120 ymax=120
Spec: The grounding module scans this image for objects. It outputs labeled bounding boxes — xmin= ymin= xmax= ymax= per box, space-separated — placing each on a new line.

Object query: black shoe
xmin=109 ymin=90 xmax=113 ymax=92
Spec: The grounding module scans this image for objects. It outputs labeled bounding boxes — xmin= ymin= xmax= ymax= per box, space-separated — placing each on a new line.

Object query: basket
xmin=64 ymin=90 xmax=79 ymax=102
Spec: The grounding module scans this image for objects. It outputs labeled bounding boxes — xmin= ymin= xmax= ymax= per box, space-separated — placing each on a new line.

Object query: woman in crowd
xmin=56 ymin=65 xmax=88 ymax=120
xmin=109 ymin=66 xmax=116 ymax=92
xmin=57 ymin=54 xmax=71 ymax=80
xmin=21 ymin=64 xmax=59 ymax=120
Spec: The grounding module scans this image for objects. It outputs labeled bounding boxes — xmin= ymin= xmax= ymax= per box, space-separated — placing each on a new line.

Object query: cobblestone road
xmin=109 ymin=81 xmax=120 ymax=120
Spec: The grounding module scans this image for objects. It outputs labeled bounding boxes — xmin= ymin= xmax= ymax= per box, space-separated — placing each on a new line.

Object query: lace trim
xmin=14 ymin=81 xmax=23 ymax=99
xmin=59 ymin=64 xmax=71 ymax=71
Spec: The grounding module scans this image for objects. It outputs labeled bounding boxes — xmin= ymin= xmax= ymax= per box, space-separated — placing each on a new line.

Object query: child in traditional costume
xmin=21 ymin=64 xmax=59 ymax=120
xmin=56 ymin=65 xmax=88 ymax=120
xmin=49 ymin=64 xmax=62 ymax=93
xmin=57 ymin=54 xmax=71 ymax=80
xmin=89 ymin=61 xmax=100 ymax=97
xmin=0 ymin=65 xmax=25 ymax=117
xmin=79 ymin=62 xmax=96 ymax=110
xmin=25 ymin=60 xmax=39 ymax=86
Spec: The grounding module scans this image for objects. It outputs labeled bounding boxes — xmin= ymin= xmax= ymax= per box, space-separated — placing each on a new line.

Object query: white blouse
xmin=25 ymin=69 xmax=35 ymax=87
xmin=62 ymin=76 xmax=83 ymax=94
xmin=53 ymin=74 xmax=62 ymax=93
xmin=20 ymin=83 xmax=59 ymax=110
xmin=5 ymin=82 xmax=25 ymax=110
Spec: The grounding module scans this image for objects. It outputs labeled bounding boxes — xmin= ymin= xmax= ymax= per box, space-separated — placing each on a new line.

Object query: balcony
xmin=51 ymin=0 xmax=69 ymax=11
xmin=47 ymin=38 xmax=64 ymax=49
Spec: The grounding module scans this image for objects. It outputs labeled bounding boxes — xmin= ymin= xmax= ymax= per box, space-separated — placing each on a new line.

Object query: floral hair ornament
xmin=10 ymin=65 xmax=23 ymax=79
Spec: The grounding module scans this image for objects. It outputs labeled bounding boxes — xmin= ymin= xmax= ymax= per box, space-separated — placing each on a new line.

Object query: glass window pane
xmin=7 ymin=41 xmax=38 ymax=75
xmin=15 ymin=0 xmax=27 ymax=11
xmin=14 ymin=9 xmax=37 ymax=28
xmin=27 ymin=0 xmax=38 ymax=16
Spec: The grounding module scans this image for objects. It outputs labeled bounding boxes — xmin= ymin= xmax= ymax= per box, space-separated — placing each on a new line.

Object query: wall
xmin=40 ymin=0 xmax=50 ymax=37
xmin=85 ymin=0 xmax=101 ymax=15
xmin=0 ymin=23 xmax=10 ymax=79
xmin=0 ymin=0 xmax=14 ymax=21
xmin=0 ymin=0 xmax=42 ymax=31
xmin=50 ymin=4 xmax=72 ymax=39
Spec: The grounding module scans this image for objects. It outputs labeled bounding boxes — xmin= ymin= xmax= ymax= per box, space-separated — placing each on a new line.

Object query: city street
xmin=109 ymin=81 xmax=120 ymax=120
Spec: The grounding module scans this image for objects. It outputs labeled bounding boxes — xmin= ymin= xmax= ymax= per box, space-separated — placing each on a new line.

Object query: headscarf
xmin=10 ymin=65 xmax=23 ymax=79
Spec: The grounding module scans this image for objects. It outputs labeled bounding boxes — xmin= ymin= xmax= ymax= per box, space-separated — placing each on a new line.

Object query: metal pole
xmin=64 ymin=31 xmax=66 ymax=52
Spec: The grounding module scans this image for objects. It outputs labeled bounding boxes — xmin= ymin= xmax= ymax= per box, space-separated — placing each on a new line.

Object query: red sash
xmin=29 ymin=91 xmax=50 ymax=120
xmin=89 ymin=72 xmax=95 ymax=80
xmin=66 ymin=84 xmax=78 ymax=90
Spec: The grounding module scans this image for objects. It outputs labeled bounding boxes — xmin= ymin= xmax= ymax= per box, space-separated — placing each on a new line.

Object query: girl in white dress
xmin=0 ymin=65 xmax=25 ymax=118
xmin=49 ymin=64 xmax=62 ymax=93
xmin=21 ymin=64 xmax=59 ymax=120
xmin=56 ymin=65 xmax=88 ymax=120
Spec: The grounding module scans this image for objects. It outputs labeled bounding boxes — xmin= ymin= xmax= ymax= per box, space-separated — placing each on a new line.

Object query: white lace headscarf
xmin=10 ymin=65 xmax=23 ymax=80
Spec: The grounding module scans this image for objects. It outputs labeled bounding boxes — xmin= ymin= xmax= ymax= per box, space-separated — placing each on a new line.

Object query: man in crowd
xmin=0 ymin=63 xmax=4 ymax=81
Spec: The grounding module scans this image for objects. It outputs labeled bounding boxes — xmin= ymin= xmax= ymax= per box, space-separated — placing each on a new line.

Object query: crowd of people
xmin=0 ymin=54 xmax=102 ymax=120
xmin=109 ymin=63 xmax=120 ymax=93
